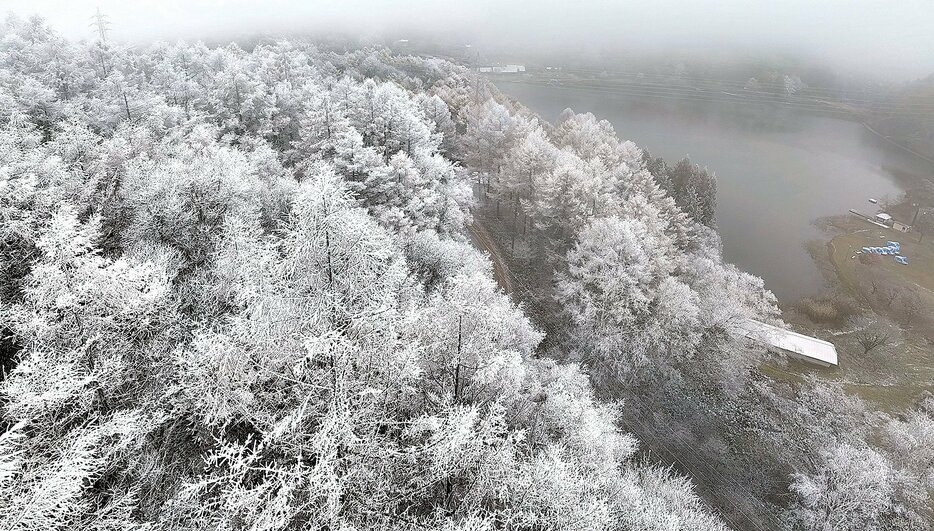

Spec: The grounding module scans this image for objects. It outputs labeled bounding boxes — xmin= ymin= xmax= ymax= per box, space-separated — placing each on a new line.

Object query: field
xmin=829 ymin=219 xmax=934 ymax=295
xmin=808 ymin=215 xmax=934 ymax=412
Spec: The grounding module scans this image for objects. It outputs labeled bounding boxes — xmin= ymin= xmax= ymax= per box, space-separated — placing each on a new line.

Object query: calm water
xmin=496 ymin=80 xmax=934 ymax=301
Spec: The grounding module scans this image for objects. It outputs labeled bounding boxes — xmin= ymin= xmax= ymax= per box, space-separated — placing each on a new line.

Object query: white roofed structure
xmin=478 ymin=64 xmax=526 ymax=74
xmin=739 ymin=319 xmax=838 ymax=367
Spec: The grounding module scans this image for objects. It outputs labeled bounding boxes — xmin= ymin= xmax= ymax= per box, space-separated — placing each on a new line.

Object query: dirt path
xmin=468 ymin=209 xmax=770 ymax=528
xmin=468 ymin=219 xmax=514 ymax=295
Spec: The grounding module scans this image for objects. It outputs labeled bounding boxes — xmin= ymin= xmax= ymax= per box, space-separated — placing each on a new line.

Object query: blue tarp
xmin=861 ymin=242 xmax=907 ymax=264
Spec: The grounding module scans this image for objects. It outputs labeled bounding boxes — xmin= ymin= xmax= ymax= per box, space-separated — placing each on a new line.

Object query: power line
xmin=542 ymin=65 xmax=899 ymax=100
xmin=494 ymin=79 xmax=934 ymax=118
xmin=458 ymin=54 xmax=926 ymax=106
xmin=506 ymin=65 xmax=934 ymax=112
xmin=558 ymin=77 xmax=934 ymax=111
xmin=496 ymin=80 xmax=854 ymax=116
xmin=455 ymin=55 xmax=932 ymax=112
xmin=494 ymin=78 xmax=925 ymax=114
xmin=618 ymin=413 xmax=773 ymax=531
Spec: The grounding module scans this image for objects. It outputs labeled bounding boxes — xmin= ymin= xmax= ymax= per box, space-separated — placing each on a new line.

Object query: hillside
xmin=0 ymin=16 xmax=932 ymax=530
xmin=0 ymin=17 xmax=727 ymax=530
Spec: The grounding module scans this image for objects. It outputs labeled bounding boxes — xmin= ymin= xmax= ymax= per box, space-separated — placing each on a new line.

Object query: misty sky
xmin=5 ymin=0 xmax=934 ymax=81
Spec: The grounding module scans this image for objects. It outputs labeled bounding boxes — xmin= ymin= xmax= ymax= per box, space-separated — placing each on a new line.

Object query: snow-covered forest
xmin=1 ymin=15 xmax=932 ymax=530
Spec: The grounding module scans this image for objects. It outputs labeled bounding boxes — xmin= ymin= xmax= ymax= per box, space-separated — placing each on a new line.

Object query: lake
xmin=495 ymin=80 xmax=934 ymax=302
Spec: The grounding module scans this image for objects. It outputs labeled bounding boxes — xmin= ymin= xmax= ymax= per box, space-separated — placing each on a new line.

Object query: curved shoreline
xmin=859 ymin=121 xmax=934 ymax=169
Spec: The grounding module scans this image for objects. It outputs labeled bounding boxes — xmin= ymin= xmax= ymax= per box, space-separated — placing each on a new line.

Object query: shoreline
xmin=859 ymin=122 xmax=934 ymax=169
xmin=497 ymin=76 xmax=934 ymax=176
xmin=493 ymin=76 xmax=934 ymax=309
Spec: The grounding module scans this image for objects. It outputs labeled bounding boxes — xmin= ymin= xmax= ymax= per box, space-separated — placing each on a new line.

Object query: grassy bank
xmin=800 ymin=215 xmax=934 ymax=412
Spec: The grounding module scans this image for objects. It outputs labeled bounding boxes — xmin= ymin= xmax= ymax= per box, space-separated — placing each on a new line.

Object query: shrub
xmin=798 ymin=296 xmax=838 ymax=324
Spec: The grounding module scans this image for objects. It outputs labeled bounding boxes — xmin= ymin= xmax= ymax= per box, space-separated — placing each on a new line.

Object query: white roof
xmin=875 ymin=213 xmax=892 ymax=220
xmin=739 ymin=319 xmax=838 ymax=366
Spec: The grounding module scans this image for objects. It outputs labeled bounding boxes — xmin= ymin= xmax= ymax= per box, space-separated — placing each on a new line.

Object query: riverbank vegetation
xmin=1 ymin=15 xmax=933 ymax=530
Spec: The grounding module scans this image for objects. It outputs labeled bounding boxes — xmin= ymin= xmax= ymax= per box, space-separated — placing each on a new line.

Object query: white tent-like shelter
xmin=739 ymin=319 xmax=838 ymax=367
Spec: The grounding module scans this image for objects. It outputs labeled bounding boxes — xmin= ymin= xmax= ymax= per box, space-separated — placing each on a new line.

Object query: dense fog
xmin=7 ymin=0 xmax=934 ymax=80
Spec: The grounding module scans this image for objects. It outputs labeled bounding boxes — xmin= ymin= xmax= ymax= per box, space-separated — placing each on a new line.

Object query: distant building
xmin=478 ymin=64 xmax=526 ymax=74
xmin=893 ymin=220 xmax=912 ymax=232
xmin=874 ymin=212 xmax=893 ymax=225
xmin=739 ymin=319 xmax=838 ymax=367
xmin=874 ymin=212 xmax=912 ymax=232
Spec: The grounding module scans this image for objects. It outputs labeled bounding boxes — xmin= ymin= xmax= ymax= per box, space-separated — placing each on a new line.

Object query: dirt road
xmin=467 ymin=220 xmax=514 ymax=295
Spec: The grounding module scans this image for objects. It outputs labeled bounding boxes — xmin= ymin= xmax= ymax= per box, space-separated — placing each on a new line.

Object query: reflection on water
xmin=495 ymin=80 xmax=934 ymax=301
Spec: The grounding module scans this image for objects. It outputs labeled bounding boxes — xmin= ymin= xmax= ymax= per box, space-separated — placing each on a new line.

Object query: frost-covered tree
xmin=788 ymin=443 xmax=925 ymax=530
xmin=0 ymin=206 xmax=175 ymax=529
xmin=665 ymin=158 xmax=717 ymax=227
xmin=0 ymin=17 xmax=761 ymax=530
xmin=882 ymin=408 xmax=934 ymax=490
xmin=556 ymin=215 xmax=702 ymax=373
xmin=417 ymin=92 xmax=456 ymax=153
xmin=460 ymin=99 xmax=516 ymax=177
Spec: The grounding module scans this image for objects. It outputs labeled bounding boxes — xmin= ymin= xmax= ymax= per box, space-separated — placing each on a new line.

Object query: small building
xmin=893 ymin=220 xmax=912 ymax=233
xmin=873 ymin=212 xmax=912 ymax=232
xmin=874 ymin=212 xmax=893 ymax=225
xmin=478 ymin=64 xmax=526 ymax=74
xmin=739 ymin=319 xmax=838 ymax=367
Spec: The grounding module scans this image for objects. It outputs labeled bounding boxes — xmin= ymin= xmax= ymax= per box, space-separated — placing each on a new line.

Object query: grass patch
xmin=829 ymin=220 xmax=934 ymax=295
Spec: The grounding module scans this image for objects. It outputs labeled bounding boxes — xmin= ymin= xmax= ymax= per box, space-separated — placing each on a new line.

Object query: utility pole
xmin=91 ymin=8 xmax=110 ymax=42
xmin=90 ymin=9 xmax=132 ymax=121
xmin=90 ymin=8 xmax=111 ymax=77
xmin=473 ymin=50 xmax=481 ymax=102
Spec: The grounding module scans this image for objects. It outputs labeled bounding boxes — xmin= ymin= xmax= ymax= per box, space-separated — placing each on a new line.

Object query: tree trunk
xmin=453 ymin=315 xmax=463 ymax=403
xmin=123 ymin=92 xmax=131 ymax=121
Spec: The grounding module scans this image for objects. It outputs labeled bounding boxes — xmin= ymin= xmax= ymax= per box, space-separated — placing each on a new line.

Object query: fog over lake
xmin=496 ymin=80 xmax=934 ymax=300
